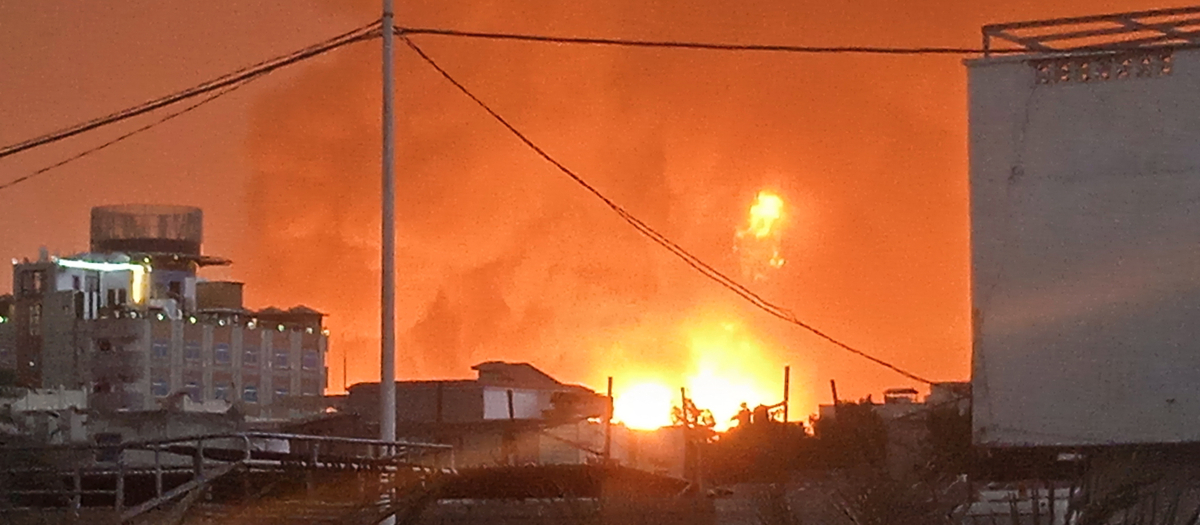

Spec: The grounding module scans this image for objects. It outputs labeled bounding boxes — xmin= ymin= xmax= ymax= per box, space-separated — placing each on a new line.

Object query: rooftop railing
xmin=0 ymin=432 xmax=453 ymax=522
xmin=983 ymin=6 xmax=1200 ymax=56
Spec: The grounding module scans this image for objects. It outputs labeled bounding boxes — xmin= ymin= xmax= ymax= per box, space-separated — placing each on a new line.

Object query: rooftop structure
xmin=982 ymin=6 xmax=1200 ymax=55
xmin=0 ymin=205 xmax=328 ymax=419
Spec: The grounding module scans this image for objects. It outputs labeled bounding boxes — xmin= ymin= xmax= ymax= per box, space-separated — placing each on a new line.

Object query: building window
xmin=243 ymin=346 xmax=259 ymax=367
xmin=184 ymin=341 xmax=200 ymax=361
xmin=214 ymin=343 xmax=231 ymax=365
xmin=243 ymin=385 xmax=258 ymax=403
xmin=29 ymin=304 xmax=41 ymax=336
xmin=301 ymin=379 xmax=320 ymax=396
xmin=151 ymin=379 xmax=169 ymax=397
xmin=152 ymin=340 xmax=169 ymax=359
xmin=301 ymin=349 xmax=318 ymax=371
xmin=214 ymin=383 xmax=229 ymax=400
xmin=94 ymin=433 xmax=122 ymax=463
xmin=20 ymin=270 xmax=45 ymax=296
xmin=274 ymin=385 xmax=289 ymax=398
xmin=184 ymin=381 xmax=201 ymax=401
xmin=273 ymin=350 xmax=289 ymax=370
xmin=72 ymin=276 xmax=81 ymax=291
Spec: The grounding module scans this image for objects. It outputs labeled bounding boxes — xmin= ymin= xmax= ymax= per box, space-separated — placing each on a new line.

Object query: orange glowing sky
xmin=1 ymin=0 xmax=1190 ymax=422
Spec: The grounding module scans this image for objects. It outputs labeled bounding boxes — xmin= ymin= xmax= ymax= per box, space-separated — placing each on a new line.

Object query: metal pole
xmin=603 ymin=376 xmax=613 ymax=463
xmin=116 ymin=453 xmax=125 ymax=513
xmin=380 ymin=0 xmax=397 ymax=444
xmin=72 ymin=466 xmax=82 ymax=515
xmin=154 ymin=445 xmax=163 ymax=498
xmin=782 ymin=365 xmax=790 ymax=423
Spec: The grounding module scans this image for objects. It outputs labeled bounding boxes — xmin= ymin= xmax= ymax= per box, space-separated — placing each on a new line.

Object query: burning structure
xmin=0 ymin=205 xmax=328 ymax=419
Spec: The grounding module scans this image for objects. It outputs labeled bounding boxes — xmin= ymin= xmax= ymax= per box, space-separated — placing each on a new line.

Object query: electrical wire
xmin=401 ymin=36 xmax=937 ymax=386
xmin=0 ymin=76 xmax=260 ymax=193
xmin=0 ymin=20 xmax=382 ymax=161
xmin=398 ymin=26 xmax=1025 ymax=55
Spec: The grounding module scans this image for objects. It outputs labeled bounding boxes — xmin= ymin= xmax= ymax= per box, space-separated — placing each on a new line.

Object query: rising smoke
xmin=240 ymin=0 xmax=1158 ymax=405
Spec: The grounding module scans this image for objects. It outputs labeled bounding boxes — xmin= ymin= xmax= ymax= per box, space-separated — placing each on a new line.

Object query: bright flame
xmin=736 ymin=191 xmax=787 ymax=280
xmin=744 ymin=192 xmax=784 ymax=239
xmin=613 ymin=382 xmax=676 ymax=431
xmin=609 ymin=318 xmax=790 ymax=431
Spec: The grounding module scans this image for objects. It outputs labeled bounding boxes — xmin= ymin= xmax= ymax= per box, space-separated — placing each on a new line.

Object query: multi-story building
xmin=0 ymin=204 xmax=327 ymax=418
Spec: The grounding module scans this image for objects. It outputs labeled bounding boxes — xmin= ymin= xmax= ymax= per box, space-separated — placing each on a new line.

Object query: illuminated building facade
xmin=0 ymin=205 xmax=327 ymax=417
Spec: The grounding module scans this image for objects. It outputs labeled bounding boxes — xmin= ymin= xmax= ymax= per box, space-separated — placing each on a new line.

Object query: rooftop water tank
xmin=90 ymin=204 xmax=203 ymax=255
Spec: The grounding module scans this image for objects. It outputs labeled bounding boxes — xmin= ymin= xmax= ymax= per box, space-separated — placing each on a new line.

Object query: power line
xmin=0 ymin=21 xmax=381 ymax=161
xmin=0 ymin=76 xmax=260 ymax=193
xmin=0 ymin=21 xmax=1019 ymax=166
xmin=399 ymin=26 xmax=1024 ymax=55
xmin=401 ymin=36 xmax=937 ymax=386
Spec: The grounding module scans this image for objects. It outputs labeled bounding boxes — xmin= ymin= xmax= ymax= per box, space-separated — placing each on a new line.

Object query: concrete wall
xmin=142 ymin=319 xmax=326 ymax=417
xmin=0 ymin=315 xmax=14 ymax=372
xmin=40 ymin=291 xmax=82 ymax=389
xmin=348 ymin=381 xmax=486 ymax=424
xmin=483 ymin=387 xmax=544 ymax=420
xmin=969 ymin=48 xmax=1200 ymax=446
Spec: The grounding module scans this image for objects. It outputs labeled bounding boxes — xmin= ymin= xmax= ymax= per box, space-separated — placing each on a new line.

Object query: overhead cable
xmin=0 ymin=20 xmax=381 ymax=161
xmin=401 ymin=36 xmax=936 ymax=385
xmin=399 ymin=26 xmax=1022 ymax=55
xmin=0 ymin=76 xmax=260 ymax=193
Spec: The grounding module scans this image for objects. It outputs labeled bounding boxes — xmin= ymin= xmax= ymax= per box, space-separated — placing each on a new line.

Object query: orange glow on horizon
xmin=613 ymin=382 xmax=675 ymax=430
xmin=610 ymin=317 xmax=795 ymax=431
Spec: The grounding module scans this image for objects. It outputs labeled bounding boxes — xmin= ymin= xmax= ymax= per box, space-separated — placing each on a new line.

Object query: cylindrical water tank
xmin=90 ymin=204 xmax=203 ymax=255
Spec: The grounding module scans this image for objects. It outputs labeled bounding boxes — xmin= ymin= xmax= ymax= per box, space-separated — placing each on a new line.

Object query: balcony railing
xmin=0 ymin=432 xmax=453 ymax=522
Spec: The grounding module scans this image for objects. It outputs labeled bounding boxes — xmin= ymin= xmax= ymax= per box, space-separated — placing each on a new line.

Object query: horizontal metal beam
xmin=984 ymin=6 xmax=1200 ymax=32
xmin=1015 ymin=17 xmax=1200 ymax=44
xmin=982 ymin=6 xmax=1200 ymax=53
xmin=0 ymin=431 xmax=451 ymax=452
xmin=119 ymin=462 xmax=238 ymax=522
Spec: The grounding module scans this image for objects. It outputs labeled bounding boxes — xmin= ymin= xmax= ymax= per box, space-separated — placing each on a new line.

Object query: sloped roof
xmin=287 ymin=305 xmax=325 ymax=316
xmin=471 ymin=361 xmax=563 ymax=389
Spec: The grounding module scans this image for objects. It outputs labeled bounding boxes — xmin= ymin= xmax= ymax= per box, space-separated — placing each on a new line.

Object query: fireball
xmin=736 ymin=191 xmax=787 ymax=280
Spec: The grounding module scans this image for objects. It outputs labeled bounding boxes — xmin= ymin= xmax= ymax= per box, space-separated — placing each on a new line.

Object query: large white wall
xmin=969 ymin=48 xmax=1200 ymax=446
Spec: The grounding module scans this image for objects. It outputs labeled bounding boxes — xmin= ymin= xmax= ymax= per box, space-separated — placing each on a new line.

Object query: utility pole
xmin=380 ymin=0 xmax=397 ymax=444
xmin=603 ymin=377 xmax=613 ymax=463
xmin=782 ymin=365 xmax=790 ymax=423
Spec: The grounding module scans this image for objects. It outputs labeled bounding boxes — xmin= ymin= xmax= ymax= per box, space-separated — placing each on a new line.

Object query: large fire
xmin=609 ymin=318 xmax=790 ymax=431
xmin=608 ymin=191 xmax=794 ymax=431
xmin=736 ymin=191 xmax=787 ymax=281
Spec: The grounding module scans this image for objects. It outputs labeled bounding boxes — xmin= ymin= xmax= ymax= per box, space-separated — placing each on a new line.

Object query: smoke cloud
xmin=240 ymin=0 xmax=1184 ymax=411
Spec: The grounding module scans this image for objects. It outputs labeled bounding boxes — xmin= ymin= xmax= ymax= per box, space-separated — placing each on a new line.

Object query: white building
xmin=969 ymin=10 xmax=1200 ymax=447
